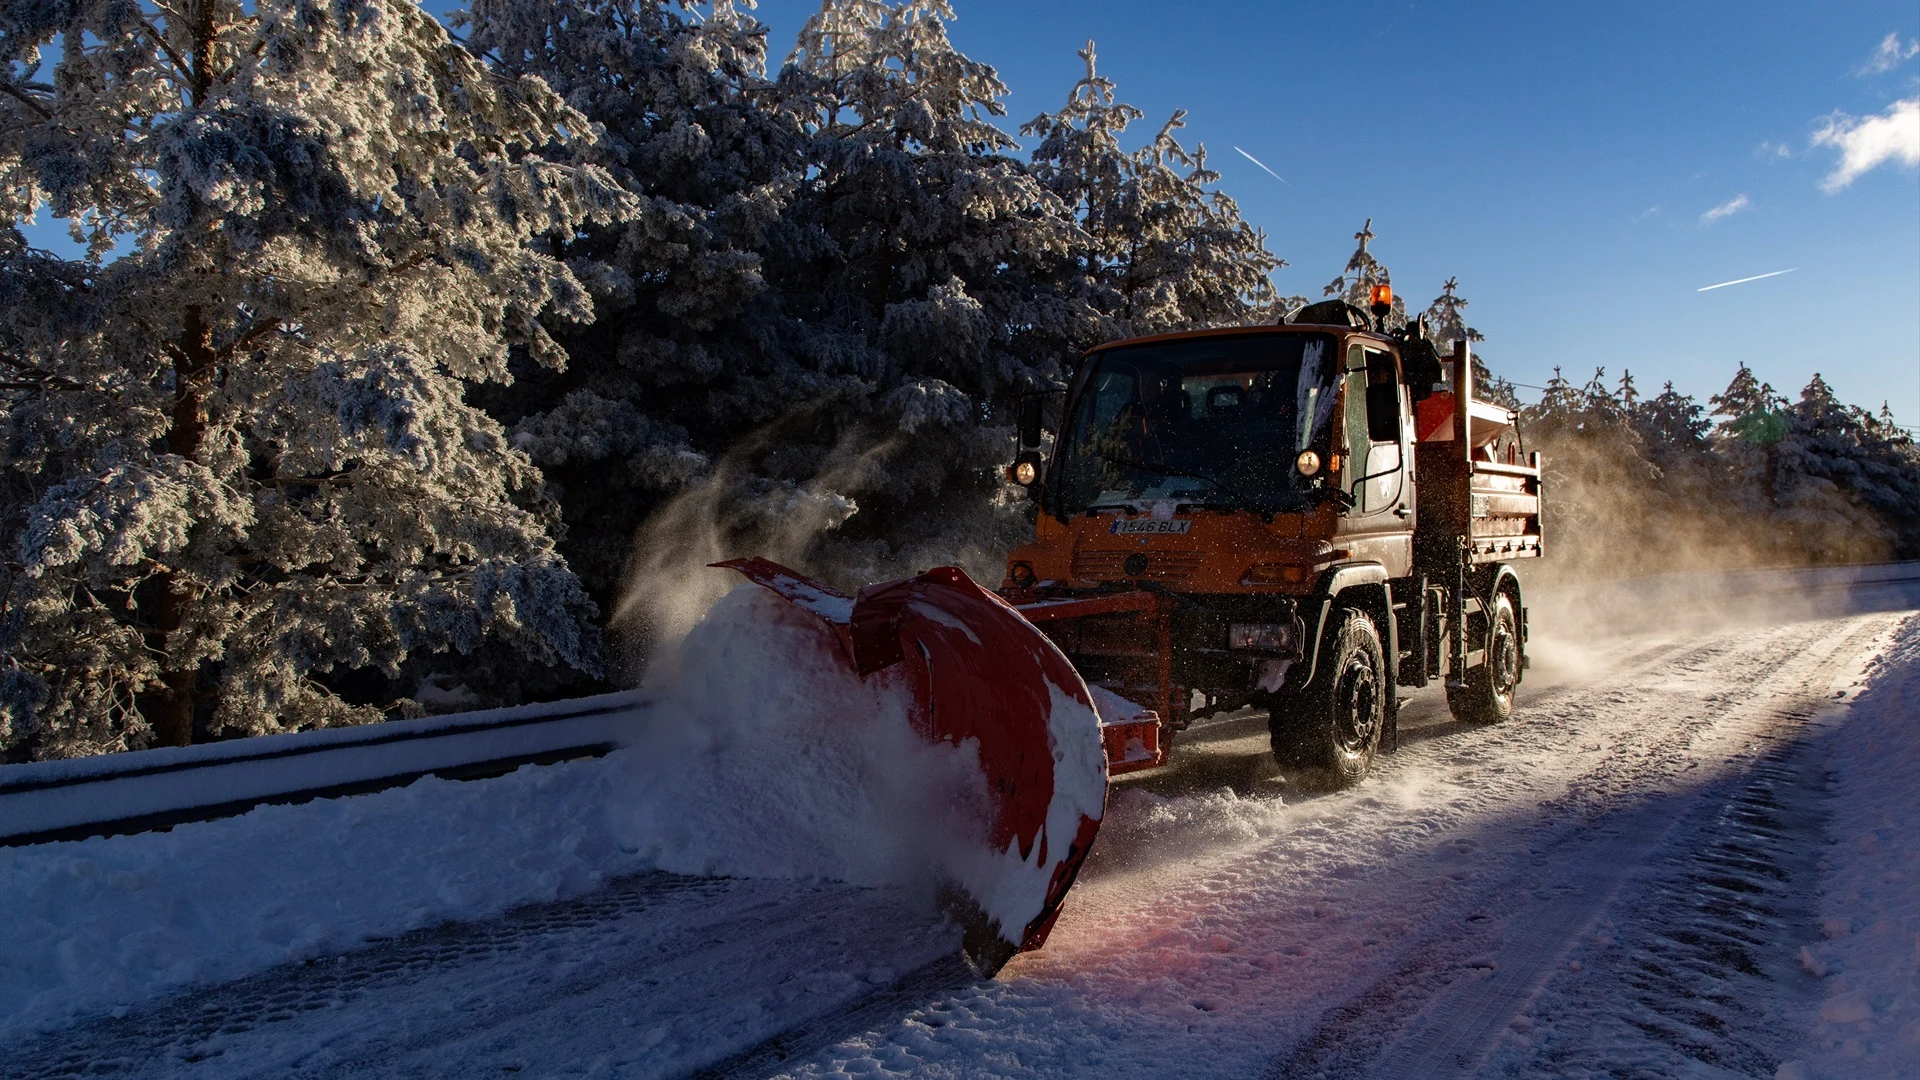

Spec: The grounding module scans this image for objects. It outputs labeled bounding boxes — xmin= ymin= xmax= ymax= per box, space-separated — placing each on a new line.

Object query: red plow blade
xmin=715 ymin=558 xmax=1108 ymax=973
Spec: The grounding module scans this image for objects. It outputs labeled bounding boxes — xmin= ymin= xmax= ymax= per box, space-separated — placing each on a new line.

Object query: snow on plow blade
xmin=715 ymin=558 xmax=1107 ymax=974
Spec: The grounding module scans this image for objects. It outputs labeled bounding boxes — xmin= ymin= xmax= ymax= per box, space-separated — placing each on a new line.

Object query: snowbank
xmin=1790 ymin=612 xmax=1920 ymax=1079
xmin=0 ymin=755 xmax=646 ymax=1043
xmin=1 ymin=590 xmax=935 ymax=1043
xmin=0 ymin=583 xmax=1088 ymax=1043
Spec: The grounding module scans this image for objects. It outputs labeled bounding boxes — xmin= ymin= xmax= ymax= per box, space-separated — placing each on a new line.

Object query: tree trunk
xmin=151 ymin=591 xmax=198 ymax=748
xmin=147 ymin=7 xmax=220 ymax=748
xmin=150 ymin=303 xmax=216 ymax=747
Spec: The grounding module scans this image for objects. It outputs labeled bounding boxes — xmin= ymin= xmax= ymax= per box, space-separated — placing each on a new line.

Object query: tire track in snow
xmin=7 ymin=601 xmax=1906 ymax=1080
xmin=1484 ymin=744 xmax=1831 ymax=1078
xmin=689 ymin=955 xmax=977 ymax=1080
xmin=1267 ymin=615 xmax=1890 ymax=1080
xmin=2 ymin=873 xmax=957 ymax=1080
xmin=754 ymin=610 xmax=1900 ymax=1079
xmin=2 ymin=874 xmax=715 ymax=1079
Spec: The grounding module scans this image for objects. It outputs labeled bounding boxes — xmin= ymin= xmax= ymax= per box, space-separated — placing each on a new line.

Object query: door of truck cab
xmin=1334 ymin=340 xmax=1415 ymax=575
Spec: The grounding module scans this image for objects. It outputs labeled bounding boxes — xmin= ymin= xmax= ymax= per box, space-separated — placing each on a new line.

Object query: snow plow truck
xmin=720 ymin=288 xmax=1543 ymax=972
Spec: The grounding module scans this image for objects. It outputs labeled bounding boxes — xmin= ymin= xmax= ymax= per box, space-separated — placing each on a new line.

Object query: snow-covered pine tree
xmin=1707 ymin=363 xmax=1789 ymax=514
xmin=748 ymin=0 xmax=1088 ymax=583
xmin=1709 ymin=363 xmax=1789 ymax=447
xmin=1521 ymin=359 xmax=1918 ymax=575
xmin=1421 ymin=276 xmax=1483 ymax=351
xmin=1023 ymin=42 xmax=1282 ymax=336
xmin=1020 ymin=41 xmax=1138 ymax=344
xmin=0 ymin=0 xmax=629 ymax=756
xmin=1854 ymin=405 xmax=1920 ymax=556
xmin=1517 ymin=365 xmax=1678 ymax=577
xmin=1123 ymin=113 xmax=1283 ymax=331
xmin=1617 ymin=369 xmax=1640 ymax=411
xmin=1767 ymin=373 xmax=1899 ymax=562
xmin=1416 ymin=275 xmax=1515 ymax=406
xmin=1631 ymin=381 xmax=1711 ymax=456
xmin=454 ymin=0 xmax=811 ymax=606
xmin=1323 ymin=219 xmax=1405 ymax=327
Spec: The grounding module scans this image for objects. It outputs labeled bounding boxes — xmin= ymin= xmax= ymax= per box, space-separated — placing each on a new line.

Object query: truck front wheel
xmin=1447 ymin=590 xmax=1521 ymax=724
xmin=1270 ymin=608 xmax=1384 ymax=787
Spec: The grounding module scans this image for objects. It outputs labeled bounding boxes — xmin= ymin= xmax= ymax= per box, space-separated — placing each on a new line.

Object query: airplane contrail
xmin=1697 ymin=268 xmax=1797 ymax=292
xmin=1233 ymin=146 xmax=1293 ymax=187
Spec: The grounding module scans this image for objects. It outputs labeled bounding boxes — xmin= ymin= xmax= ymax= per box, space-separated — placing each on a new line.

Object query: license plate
xmin=1109 ymin=518 xmax=1191 ymax=535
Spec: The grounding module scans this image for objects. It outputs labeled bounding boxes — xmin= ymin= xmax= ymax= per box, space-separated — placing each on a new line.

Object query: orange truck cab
xmin=1001 ymin=297 xmax=1543 ymax=786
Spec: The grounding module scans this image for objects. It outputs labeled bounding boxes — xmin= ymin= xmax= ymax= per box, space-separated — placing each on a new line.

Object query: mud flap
xmin=715 ymin=558 xmax=1108 ymax=975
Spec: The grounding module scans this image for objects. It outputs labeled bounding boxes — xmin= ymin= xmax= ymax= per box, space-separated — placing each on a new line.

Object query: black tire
xmin=1269 ymin=608 xmax=1385 ymax=787
xmin=1447 ymin=590 xmax=1521 ymax=724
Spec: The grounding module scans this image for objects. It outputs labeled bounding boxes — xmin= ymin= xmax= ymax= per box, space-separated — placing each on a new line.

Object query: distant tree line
xmin=0 ymin=0 xmax=1913 ymax=758
xmin=1522 ymin=363 xmax=1920 ymax=578
xmin=1326 ymin=236 xmax=1920 ymax=578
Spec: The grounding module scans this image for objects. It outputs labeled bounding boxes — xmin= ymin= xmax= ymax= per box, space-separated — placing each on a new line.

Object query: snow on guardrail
xmin=0 ymin=691 xmax=646 ymax=847
xmin=6 ymin=561 xmax=1915 ymax=850
xmin=1686 ymin=559 xmax=1920 ymax=592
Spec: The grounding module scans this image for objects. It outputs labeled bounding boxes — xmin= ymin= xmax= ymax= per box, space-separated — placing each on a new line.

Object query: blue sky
xmin=21 ymin=0 xmax=1919 ymax=426
xmin=761 ymin=0 xmax=1916 ymax=426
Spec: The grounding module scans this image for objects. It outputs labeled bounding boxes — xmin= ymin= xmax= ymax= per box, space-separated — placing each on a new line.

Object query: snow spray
xmin=607 ymin=586 xmax=993 ymax=892
xmin=608 ymin=432 xmax=895 ymax=679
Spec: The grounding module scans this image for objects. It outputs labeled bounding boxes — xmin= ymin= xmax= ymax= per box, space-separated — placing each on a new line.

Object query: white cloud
xmin=1812 ymin=97 xmax=1920 ymax=191
xmin=1699 ymin=194 xmax=1751 ymax=225
xmin=1856 ymin=32 xmax=1920 ymax=76
xmin=1757 ymin=140 xmax=1793 ymax=160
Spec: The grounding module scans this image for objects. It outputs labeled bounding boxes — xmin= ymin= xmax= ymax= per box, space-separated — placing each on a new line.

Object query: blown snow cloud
xmin=1812 ymin=97 xmax=1920 ymax=191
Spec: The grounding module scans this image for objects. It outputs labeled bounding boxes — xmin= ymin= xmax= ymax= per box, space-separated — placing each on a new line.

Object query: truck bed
xmin=1413 ymin=388 xmax=1543 ymax=563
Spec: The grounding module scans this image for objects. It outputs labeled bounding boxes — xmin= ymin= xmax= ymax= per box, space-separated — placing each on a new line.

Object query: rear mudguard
xmin=715 ymin=558 xmax=1108 ymax=974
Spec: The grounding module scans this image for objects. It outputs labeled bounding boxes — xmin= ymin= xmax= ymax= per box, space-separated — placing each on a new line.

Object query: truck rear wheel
xmin=1447 ymin=591 xmax=1521 ymax=724
xmin=1270 ymin=608 xmax=1384 ymax=787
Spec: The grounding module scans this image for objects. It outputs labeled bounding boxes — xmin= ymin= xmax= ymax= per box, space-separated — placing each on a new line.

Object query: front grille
xmin=1072 ymin=548 xmax=1204 ymax=583
xmin=1040 ymin=592 xmax=1299 ymax=698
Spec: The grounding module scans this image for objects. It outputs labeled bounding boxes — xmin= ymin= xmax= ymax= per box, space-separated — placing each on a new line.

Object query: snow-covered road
xmin=5 ymin=576 xmax=1918 ymax=1079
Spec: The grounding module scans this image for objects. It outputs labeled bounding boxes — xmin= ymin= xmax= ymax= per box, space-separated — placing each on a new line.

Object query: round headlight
xmin=1295 ymin=450 xmax=1321 ymax=475
xmin=1013 ymin=460 xmax=1038 ymax=486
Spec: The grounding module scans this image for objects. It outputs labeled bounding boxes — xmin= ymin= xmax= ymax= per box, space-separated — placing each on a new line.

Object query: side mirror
xmin=1017 ymin=395 xmax=1044 ymax=448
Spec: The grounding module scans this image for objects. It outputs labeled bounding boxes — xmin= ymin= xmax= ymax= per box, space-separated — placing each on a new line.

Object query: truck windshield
xmin=1051 ymin=332 xmax=1341 ymax=514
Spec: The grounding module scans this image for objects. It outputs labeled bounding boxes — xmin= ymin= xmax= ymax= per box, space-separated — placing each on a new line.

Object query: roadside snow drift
xmin=1793 ymin=612 xmax=1920 ymax=1079
xmin=0 ymin=581 xmax=1104 ymax=1042
xmin=0 ymin=754 xmax=645 ymax=1043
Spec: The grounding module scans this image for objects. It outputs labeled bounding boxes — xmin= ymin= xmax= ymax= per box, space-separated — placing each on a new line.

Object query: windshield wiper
xmin=1099 ymin=454 xmax=1306 ymax=516
xmin=1099 ymin=454 xmax=1279 ymax=515
xmin=1100 ymin=453 xmax=1231 ymax=495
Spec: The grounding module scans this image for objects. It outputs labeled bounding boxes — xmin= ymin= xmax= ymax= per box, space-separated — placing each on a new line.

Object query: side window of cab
xmin=1342 ymin=346 xmax=1407 ymax=514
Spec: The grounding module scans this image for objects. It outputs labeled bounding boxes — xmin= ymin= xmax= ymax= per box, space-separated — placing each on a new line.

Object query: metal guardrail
xmin=1528 ymin=559 xmax=1920 ymax=608
xmin=0 ymin=691 xmax=645 ymax=847
xmin=1697 ymin=559 xmax=1920 ymax=592
xmin=6 ymin=561 xmax=1915 ymax=849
